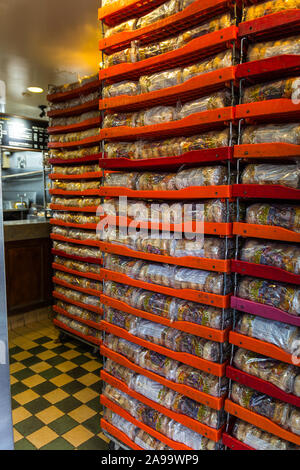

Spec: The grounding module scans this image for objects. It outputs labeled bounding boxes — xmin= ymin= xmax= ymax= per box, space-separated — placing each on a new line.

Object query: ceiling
xmin=0 ymin=0 xmax=101 ymax=120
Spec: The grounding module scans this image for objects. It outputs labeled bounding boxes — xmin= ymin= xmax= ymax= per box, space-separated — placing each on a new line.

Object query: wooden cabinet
xmin=5 ymin=237 xmax=52 ymax=316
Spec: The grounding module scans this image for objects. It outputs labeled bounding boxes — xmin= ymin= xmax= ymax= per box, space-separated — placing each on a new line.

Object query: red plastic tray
xmin=100 ymin=67 xmax=236 ymax=112
xmin=99 ymin=27 xmax=238 ymax=83
xmin=48 ymin=99 xmax=99 ymax=119
xmin=236 ymin=99 xmax=300 ymax=123
xmin=50 ymin=204 xmax=99 ymax=213
xmin=49 ymin=188 xmax=101 ymax=196
xmin=53 ymin=305 xmax=102 ymax=330
xmin=48 ymin=117 xmax=102 ymax=135
xmin=49 ymin=172 xmax=102 ymax=180
xmin=52 ymin=262 xmax=103 ymax=281
xmin=233 ymin=222 xmax=300 ymax=243
xmin=48 ymin=135 xmax=101 ymax=150
xmin=100 ymin=419 xmax=142 ymax=450
xmin=233 ymin=184 xmax=300 ymax=200
xmin=102 ymin=268 xmax=231 ymax=308
xmin=222 ymin=433 xmax=254 ymax=450
xmin=99 ymin=241 xmax=231 ymax=273
xmin=238 ymin=9 xmax=300 ymax=40
xmin=229 ymin=331 xmax=300 ymax=367
xmin=101 ymin=344 xmax=225 ymax=410
xmin=231 ymin=296 xmax=300 ymax=328
xmin=99 ymin=0 xmax=233 ymax=53
xmin=49 ymin=153 xmax=102 ymax=165
xmin=53 ymin=276 xmax=101 ymax=298
xmin=225 ymin=399 xmax=300 ymax=446
xmin=100 ymin=184 xmax=232 ymax=199
xmin=234 ymin=143 xmax=300 ymax=160
xmin=100 ymin=108 xmax=234 ymax=141
xmin=231 ymin=260 xmax=300 ymax=286
xmin=236 ymin=55 xmax=300 ymax=82
xmin=53 ymin=318 xmax=101 ymax=346
xmin=227 ymin=365 xmax=300 ymax=408
xmin=50 ymin=219 xmax=98 ymax=230
xmin=101 ymin=320 xmax=227 ymax=377
xmin=101 ymin=370 xmax=224 ymax=442
xmin=47 ymin=79 xmax=100 ymax=103
xmin=53 ymin=291 xmax=103 ymax=315
xmin=51 ymin=233 xmax=100 ymax=248
xmin=98 ymin=0 xmax=167 ymax=26
xmin=51 ymin=249 xmax=101 ymax=265
xmin=101 ymin=396 xmax=193 ymax=450
xmin=101 ymin=294 xmax=230 ymax=342
xmin=98 ymin=147 xmax=233 ymax=170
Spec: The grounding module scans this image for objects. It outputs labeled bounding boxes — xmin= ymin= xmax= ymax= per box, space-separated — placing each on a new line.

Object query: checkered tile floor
xmin=9 ymin=319 xmax=108 ymax=450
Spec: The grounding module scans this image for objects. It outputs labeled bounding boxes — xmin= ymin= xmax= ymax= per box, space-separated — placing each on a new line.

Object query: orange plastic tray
xmin=102 ymin=268 xmax=231 ymax=308
xmin=47 ymin=79 xmax=100 ymax=103
xmin=101 ymin=396 xmax=193 ymax=450
xmin=50 ymin=219 xmax=98 ymax=230
xmin=48 ymin=99 xmax=99 ymax=119
xmin=229 ymin=331 xmax=300 ymax=367
xmin=238 ymin=9 xmax=300 ymax=40
xmin=98 ymin=0 xmax=167 ymax=26
xmin=51 ymin=233 xmax=100 ymax=248
xmin=53 ymin=305 xmax=102 ymax=330
xmin=236 ymin=99 xmax=300 ymax=122
xmin=101 ymin=344 xmax=225 ymax=410
xmin=99 ymin=215 xmax=233 ymax=237
xmin=234 ymin=143 xmax=300 ymax=160
xmin=99 ymin=241 xmax=231 ymax=273
xmin=49 ymin=172 xmax=102 ymax=180
xmin=53 ymin=318 xmax=101 ymax=346
xmin=100 ymin=185 xmax=232 ymax=199
xmin=51 ymin=249 xmax=101 ymax=265
xmin=99 ymin=27 xmax=238 ymax=82
xmin=100 ymin=108 xmax=234 ymax=141
xmin=50 ymin=204 xmax=99 ymax=213
xmin=101 ymin=370 xmax=224 ymax=442
xmin=49 ymin=189 xmax=101 ymax=196
xmin=53 ymin=276 xmax=101 ymax=298
xmin=52 ymin=262 xmax=103 ymax=281
xmin=100 ymin=67 xmax=236 ymax=112
xmin=53 ymin=291 xmax=103 ymax=315
xmin=100 ymin=419 xmax=142 ymax=450
xmin=225 ymin=399 xmax=300 ymax=446
xmin=48 ymin=135 xmax=101 ymax=149
xmin=101 ymin=294 xmax=229 ymax=343
xmin=99 ymin=0 xmax=233 ymax=53
xmin=233 ymin=222 xmax=300 ymax=243
xmin=48 ymin=117 xmax=102 ymax=135
xmin=100 ymin=320 xmax=227 ymax=377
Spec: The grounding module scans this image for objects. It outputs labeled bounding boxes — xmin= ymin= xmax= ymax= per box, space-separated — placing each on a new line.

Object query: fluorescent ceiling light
xmin=27 ymin=86 xmax=44 ymax=93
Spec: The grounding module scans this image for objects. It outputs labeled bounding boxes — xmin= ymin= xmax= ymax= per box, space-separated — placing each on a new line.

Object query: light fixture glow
xmin=27 ymin=86 xmax=44 ymax=93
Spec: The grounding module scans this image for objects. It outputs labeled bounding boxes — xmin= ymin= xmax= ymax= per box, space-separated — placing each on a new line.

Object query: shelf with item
xmin=50 ymin=218 xmax=98 ymax=230
xmin=48 ymin=99 xmax=100 ymax=119
xmin=52 ymin=261 xmax=103 ymax=281
xmin=238 ymin=9 xmax=300 ymax=41
xmin=236 ymin=55 xmax=300 ymax=83
xmin=98 ymin=241 xmax=231 ymax=273
xmin=53 ymin=276 xmax=101 ymax=298
xmin=100 ymin=184 xmax=233 ymax=199
xmin=226 ymin=365 xmax=300 ymax=408
xmin=50 ymin=204 xmax=99 ymax=212
xmin=100 ymin=395 xmax=193 ymax=450
xmin=101 ymin=320 xmax=227 ymax=377
xmin=49 ymin=171 xmax=103 ymax=180
xmin=101 ymin=268 xmax=231 ymax=308
xmin=98 ymin=0 xmax=167 ymax=26
xmin=53 ymin=290 xmax=103 ymax=315
xmin=98 ymin=146 xmax=234 ymax=170
xmin=101 ymin=294 xmax=230 ymax=342
xmin=48 ymin=135 xmax=101 ymax=150
xmin=100 ymin=107 xmax=235 ymax=140
xmin=49 ymin=153 xmax=102 ymax=165
xmin=100 ymin=344 xmax=225 ymax=410
xmin=51 ymin=233 xmax=100 ymax=248
xmin=231 ymin=296 xmax=300 ymax=328
xmin=99 ymin=27 xmax=238 ymax=82
xmin=53 ymin=318 xmax=101 ymax=346
xmin=48 ymin=117 xmax=102 ymax=135
xmin=51 ymin=248 xmax=102 ymax=265
xmin=99 ymin=0 xmax=235 ymax=54
xmin=233 ymin=222 xmax=300 ymax=243
xmin=101 ymin=369 xmax=225 ymax=441
xmin=235 ymin=99 xmax=300 ymax=123
xmin=233 ymin=184 xmax=300 ymax=200
xmin=47 ymin=78 xmax=101 ymax=103
xmin=99 ymin=67 xmax=237 ymax=112
xmin=53 ymin=305 xmax=102 ymax=331
xmin=231 ymin=260 xmax=300 ymax=286
xmin=224 ymin=398 xmax=300 ymax=446
xmin=229 ymin=330 xmax=300 ymax=366
xmin=100 ymin=419 xmax=142 ymax=450
xmin=222 ymin=432 xmax=254 ymax=450
xmin=234 ymin=142 xmax=300 ymax=160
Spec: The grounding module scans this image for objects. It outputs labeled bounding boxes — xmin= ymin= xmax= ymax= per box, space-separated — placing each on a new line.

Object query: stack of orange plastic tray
xmin=223 ymin=0 xmax=300 ymax=451
xmin=48 ymin=74 xmax=103 ymax=347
